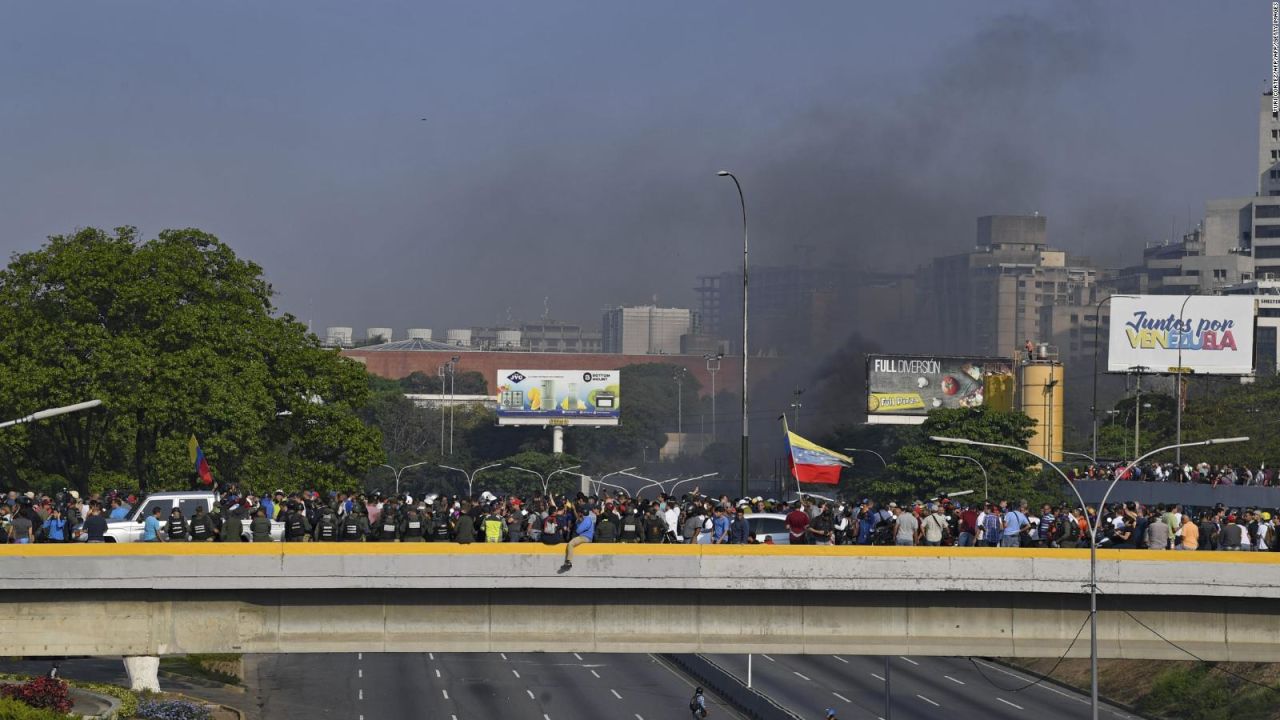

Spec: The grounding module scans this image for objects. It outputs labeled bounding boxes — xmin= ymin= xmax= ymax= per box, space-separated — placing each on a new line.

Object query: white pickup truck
xmin=88 ymin=490 xmax=285 ymax=543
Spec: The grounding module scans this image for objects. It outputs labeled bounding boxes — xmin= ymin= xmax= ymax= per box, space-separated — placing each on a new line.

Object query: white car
xmin=744 ymin=512 xmax=791 ymax=544
xmin=88 ymin=491 xmax=284 ymax=542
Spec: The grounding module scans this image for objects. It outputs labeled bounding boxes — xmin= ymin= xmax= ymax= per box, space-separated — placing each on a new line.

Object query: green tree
xmin=0 ymin=226 xmax=382 ymax=494
xmin=887 ymin=407 xmax=1046 ymax=504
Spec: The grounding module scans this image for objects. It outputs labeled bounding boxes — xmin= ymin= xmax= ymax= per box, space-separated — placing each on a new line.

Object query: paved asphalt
xmin=706 ymin=653 xmax=1141 ymax=720
xmin=252 ymin=652 xmax=743 ymax=720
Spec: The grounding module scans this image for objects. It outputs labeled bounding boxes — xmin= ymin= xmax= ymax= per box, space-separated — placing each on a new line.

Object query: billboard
xmin=1107 ymin=295 xmax=1256 ymax=375
xmin=496 ymin=369 xmax=620 ymax=426
xmin=865 ymin=354 xmax=1014 ymax=425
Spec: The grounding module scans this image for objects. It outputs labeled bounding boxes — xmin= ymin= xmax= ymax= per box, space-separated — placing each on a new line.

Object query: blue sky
xmin=0 ymin=1 xmax=1268 ymax=331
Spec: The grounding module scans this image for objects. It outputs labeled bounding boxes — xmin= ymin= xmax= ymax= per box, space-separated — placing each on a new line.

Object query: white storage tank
xmin=325 ymin=327 xmax=353 ymax=347
xmin=366 ymin=327 xmax=393 ymax=344
xmin=407 ymin=328 xmax=433 ymax=341
xmin=446 ymin=328 xmax=472 ymax=347
xmin=495 ymin=329 xmax=522 ymax=348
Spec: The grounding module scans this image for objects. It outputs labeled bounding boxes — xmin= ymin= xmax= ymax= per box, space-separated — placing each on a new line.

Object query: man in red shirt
xmin=785 ymin=501 xmax=810 ymax=545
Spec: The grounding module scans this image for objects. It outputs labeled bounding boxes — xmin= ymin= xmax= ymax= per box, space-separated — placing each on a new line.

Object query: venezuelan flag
xmin=783 ymin=417 xmax=851 ymax=485
xmin=188 ymin=434 xmax=213 ymax=486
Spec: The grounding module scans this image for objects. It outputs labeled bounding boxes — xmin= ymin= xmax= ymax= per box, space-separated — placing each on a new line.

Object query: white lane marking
xmin=611 ymin=689 xmax=622 ymax=699
xmin=527 ymin=689 xmax=535 ymax=699
xmin=574 ymin=653 xmax=583 ymax=661
xmin=945 ymin=675 xmax=965 ymax=685
xmin=900 ymin=656 xmax=919 ymax=665
xmin=917 ymin=694 xmax=939 ymax=707
xmin=590 ymin=670 xmax=601 ymax=678
xmin=635 ymin=715 xmax=645 ymax=720
xmin=998 ymin=698 xmax=1024 ymax=710
xmin=972 ymin=659 xmax=1089 ymax=705
xmin=357 ymin=669 xmax=362 ymax=678
xmin=442 ymin=690 xmax=449 ymax=700
xmin=358 ymin=689 xmax=363 ymax=701
xmin=357 ymin=652 xmax=362 ymax=660
xmin=429 ymin=652 xmax=435 ymax=660
xmin=871 ymin=673 xmax=885 ymax=681
xmin=435 ymin=669 xmax=441 ymax=678
xmin=544 ymin=715 xmax=552 ymax=720
xmin=760 ymin=654 xmax=775 ymax=662
xmin=832 ymin=655 xmax=848 ymax=664
xmin=501 ymin=652 xmax=508 ymax=660
xmin=512 ymin=669 xmax=521 ymax=678
xmin=793 ymin=671 xmax=811 ymax=681
xmin=833 ymin=692 xmax=851 ymax=703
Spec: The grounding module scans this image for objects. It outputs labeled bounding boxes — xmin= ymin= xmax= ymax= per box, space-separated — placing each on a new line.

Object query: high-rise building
xmin=601 ymin=305 xmax=694 ymax=355
xmin=1259 ymin=92 xmax=1280 ymax=197
xmin=915 ymin=215 xmax=1098 ymax=358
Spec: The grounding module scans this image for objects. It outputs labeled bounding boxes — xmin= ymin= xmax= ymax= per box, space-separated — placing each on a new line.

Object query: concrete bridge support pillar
xmin=123 ymin=656 xmax=160 ymax=692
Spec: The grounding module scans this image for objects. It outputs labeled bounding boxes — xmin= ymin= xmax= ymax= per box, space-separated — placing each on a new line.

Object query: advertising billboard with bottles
xmin=865 ymin=354 xmax=1014 ymax=425
xmin=496 ymin=369 xmax=621 ymax=426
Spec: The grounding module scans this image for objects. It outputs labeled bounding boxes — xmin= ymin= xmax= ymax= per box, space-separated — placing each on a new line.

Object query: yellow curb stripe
xmin=1 ymin=543 xmax=1278 ymax=563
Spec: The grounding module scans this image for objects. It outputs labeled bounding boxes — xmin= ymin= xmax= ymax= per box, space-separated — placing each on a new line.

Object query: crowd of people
xmin=1 ymin=485 xmax=1278 ymax=555
xmin=1074 ymin=460 xmax=1276 ymax=487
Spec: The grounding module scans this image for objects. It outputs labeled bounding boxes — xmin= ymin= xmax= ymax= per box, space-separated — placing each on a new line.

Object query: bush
xmin=0 ymin=696 xmax=70 ymax=719
xmin=136 ymin=699 xmax=211 ymax=720
xmin=72 ymin=682 xmax=138 ymax=718
xmin=0 ymin=678 xmax=71 ymax=714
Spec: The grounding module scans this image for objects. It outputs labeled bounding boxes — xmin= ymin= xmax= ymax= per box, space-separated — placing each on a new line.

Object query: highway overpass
xmin=4 ymin=544 xmax=1278 ymax=661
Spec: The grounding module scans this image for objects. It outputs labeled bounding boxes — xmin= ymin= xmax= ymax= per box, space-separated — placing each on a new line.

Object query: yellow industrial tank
xmin=1020 ymin=362 xmax=1065 ymax=463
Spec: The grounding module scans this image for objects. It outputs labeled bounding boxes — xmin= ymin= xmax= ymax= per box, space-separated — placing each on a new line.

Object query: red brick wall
xmin=342 ymin=349 xmax=776 ymax=398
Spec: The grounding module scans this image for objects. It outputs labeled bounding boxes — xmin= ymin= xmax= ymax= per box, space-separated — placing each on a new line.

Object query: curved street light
xmin=622 ymin=470 xmax=682 ymax=499
xmin=717 ymin=170 xmax=749 ymax=498
xmin=669 ymin=472 xmax=718 ymax=498
xmin=843 ymin=447 xmax=888 ymax=469
xmin=0 ymin=399 xmax=102 ymax=430
xmin=592 ymin=467 xmax=636 ymax=496
xmin=438 ymin=462 xmax=502 ymax=498
xmin=937 ymin=453 xmax=989 ymax=501
xmin=379 ymin=460 xmax=434 ymax=497
xmin=931 ymin=433 xmax=1248 ymax=720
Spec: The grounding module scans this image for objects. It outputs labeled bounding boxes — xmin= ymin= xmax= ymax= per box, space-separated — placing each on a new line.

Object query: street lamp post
xmin=669 ymin=472 xmax=718 ymax=498
xmin=930 ymin=433 xmax=1248 ymax=720
xmin=438 ymin=463 xmax=502 ymax=498
xmin=1090 ymin=294 xmax=1136 ymax=460
xmin=674 ymin=367 xmax=687 ymax=438
xmin=1061 ymin=450 xmax=1098 ymax=465
xmin=437 ymin=364 xmax=447 ymax=453
xmin=378 ymin=460 xmax=434 ymax=497
xmin=705 ymin=353 xmax=722 ymax=439
xmin=510 ymin=464 xmax=581 ymax=496
xmin=937 ymin=453 xmax=988 ymax=501
xmin=717 ymin=170 xmax=749 ymax=498
xmin=790 ymin=388 xmax=804 ymax=432
xmin=447 ymin=356 xmax=460 ymax=455
xmin=0 ymin=399 xmax=103 ymax=430
xmin=1174 ymin=294 xmax=1194 ymax=468
xmin=621 ymin=470 xmax=682 ymax=499
xmin=843 ymin=448 xmax=888 ymax=469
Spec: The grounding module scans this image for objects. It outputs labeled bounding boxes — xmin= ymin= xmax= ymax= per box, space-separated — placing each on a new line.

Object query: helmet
xmin=695 ymin=687 xmax=703 ymax=694
xmin=826 ymin=711 xmax=837 ymax=718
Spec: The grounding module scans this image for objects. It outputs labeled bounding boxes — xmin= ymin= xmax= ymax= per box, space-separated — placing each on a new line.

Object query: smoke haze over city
xmin=0 ymin=1 xmax=1266 ymax=332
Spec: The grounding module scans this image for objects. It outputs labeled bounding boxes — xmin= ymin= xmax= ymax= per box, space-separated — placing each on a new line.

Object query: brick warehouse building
xmin=341 ymin=339 xmax=775 ymax=398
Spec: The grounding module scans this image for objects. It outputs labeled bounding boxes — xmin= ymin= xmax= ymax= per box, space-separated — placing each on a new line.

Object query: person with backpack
xmin=400 ymin=506 xmax=426 ymax=542
xmin=430 ymin=509 xmax=453 ymax=542
xmin=1001 ymin=501 xmax=1029 ymax=548
xmin=314 ymin=506 xmax=339 ymax=542
xmin=689 ymin=687 xmax=708 ymax=718
xmin=284 ymin=504 xmax=311 ymax=542
xmin=340 ymin=505 xmax=369 ymax=542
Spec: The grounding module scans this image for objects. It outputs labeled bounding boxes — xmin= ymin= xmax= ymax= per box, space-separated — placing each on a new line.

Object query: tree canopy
xmin=0 ymin=226 xmax=382 ymax=494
